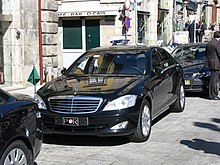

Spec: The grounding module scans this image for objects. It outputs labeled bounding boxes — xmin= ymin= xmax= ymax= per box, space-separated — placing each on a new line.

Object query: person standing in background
xmin=184 ymin=20 xmax=190 ymax=31
xmin=196 ymin=21 xmax=205 ymax=42
xmin=205 ymin=31 xmax=220 ymax=100
xmin=210 ymin=22 xmax=216 ymax=31
xmin=188 ymin=21 xmax=195 ymax=43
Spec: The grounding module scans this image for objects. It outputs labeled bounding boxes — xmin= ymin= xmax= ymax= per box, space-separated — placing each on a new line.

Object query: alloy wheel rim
xmin=4 ymin=148 xmax=27 ymax=165
xmin=180 ymin=85 xmax=185 ymax=108
xmin=141 ymin=105 xmax=151 ymax=137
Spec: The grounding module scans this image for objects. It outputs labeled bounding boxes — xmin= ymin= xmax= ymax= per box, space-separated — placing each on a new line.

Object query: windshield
xmin=172 ymin=45 xmax=206 ymax=62
xmin=66 ymin=52 xmax=147 ymax=76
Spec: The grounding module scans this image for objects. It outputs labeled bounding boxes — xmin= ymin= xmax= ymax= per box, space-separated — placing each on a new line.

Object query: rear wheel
xmin=0 ymin=140 xmax=32 ymax=165
xmin=129 ymin=100 xmax=151 ymax=142
xmin=170 ymin=81 xmax=185 ymax=112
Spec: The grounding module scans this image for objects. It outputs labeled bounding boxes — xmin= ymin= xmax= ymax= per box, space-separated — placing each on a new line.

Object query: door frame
xmin=62 ymin=18 xmax=101 ymax=68
xmin=85 ymin=19 xmax=100 ymax=50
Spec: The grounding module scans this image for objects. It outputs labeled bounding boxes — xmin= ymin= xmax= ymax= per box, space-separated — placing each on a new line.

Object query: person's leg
xmin=199 ymin=34 xmax=202 ymax=42
xmin=196 ymin=33 xmax=199 ymax=42
xmin=199 ymin=33 xmax=204 ymax=42
xmin=190 ymin=34 xmax=194 ymax=42
xmin=209 ymin=70 xmax=219 ymax=98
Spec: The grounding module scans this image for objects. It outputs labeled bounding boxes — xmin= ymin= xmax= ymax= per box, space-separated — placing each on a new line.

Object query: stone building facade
xmin=0 ymin=0 xmax=174 ymax=86
xmin=56 ymin=0 xmax=174 ymax=68
xmin=0 ymin=0 xmax=59 ymax=86
xmin=41 ymin=0 xmax=60 ymax=82
xmin=0 ymin=0 xmax=219 ymax=86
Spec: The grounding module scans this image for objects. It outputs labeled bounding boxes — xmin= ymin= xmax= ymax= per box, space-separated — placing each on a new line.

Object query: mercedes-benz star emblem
xmin=73 ymin=87 xmax=78 ymax=95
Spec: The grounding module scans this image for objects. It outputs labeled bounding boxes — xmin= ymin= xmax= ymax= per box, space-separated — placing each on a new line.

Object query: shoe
xmin=210 ymin=96 xmax=220 ymax=100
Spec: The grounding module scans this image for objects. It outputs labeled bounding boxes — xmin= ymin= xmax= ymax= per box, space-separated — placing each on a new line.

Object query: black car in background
xmin=171 ymin=42 xmax=214 ymax=93
xmin=36 ymin=45 xmax=185 ymax=142
xmin=0 ymin=88 xmax=43 ymax=165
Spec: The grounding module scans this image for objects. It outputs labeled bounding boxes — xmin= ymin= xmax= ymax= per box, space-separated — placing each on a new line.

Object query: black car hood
xmin=38 ymin=75 xmax=145 ymax=98
xmin=10 ymin=93 xmax=34 ymax=102
xmin=181 ymin=61 xmax=211 ymax=79
xmin=178 ymin=60 xmax=205 ymax=68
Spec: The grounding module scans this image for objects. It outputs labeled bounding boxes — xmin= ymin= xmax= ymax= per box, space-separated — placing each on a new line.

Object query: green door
xmin=86 ymin=20 xmax=100 ymax=50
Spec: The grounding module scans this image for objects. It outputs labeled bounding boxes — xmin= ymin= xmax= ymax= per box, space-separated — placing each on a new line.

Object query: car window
xmin=157 ymin=48 xmax=176 ymax=68
xmin=194 ymin=47 xmax=206 ymax=60
xmin=172 ymin=45 xmax=206 ymax=61
xmin=152 ymin=49 xmax=164 ymax=73
xmin=67 ymin=52 xmax=148 ymax=75
xmin=0 ymin=97 xmax=4 ymax=104
xmin=0 ymin=91 xmax=9 ymax=104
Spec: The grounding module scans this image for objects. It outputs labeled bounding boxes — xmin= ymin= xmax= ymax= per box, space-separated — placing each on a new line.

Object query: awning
xmin=158 ymin=8 xmax=169 ymax=13
xmin=0 ymin=14 xmax=12 ymax=22
xmin=137 ymin=11 xmax=150 ymax=16
xmin=186 ymin=1 xmax=197 ymax=12
xmin=58 ymin=9 xmax=118 ymax=18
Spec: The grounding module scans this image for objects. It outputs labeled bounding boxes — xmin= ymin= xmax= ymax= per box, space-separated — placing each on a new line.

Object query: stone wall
xmin=3 ymin=0 xmax=39 ymax=86
xmin=0 ymin=0 xmax=59 ymax=86
xmin=41 ymin=0 xmax=59 ymax=81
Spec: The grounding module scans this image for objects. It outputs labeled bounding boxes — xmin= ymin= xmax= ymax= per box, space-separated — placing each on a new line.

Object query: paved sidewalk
xmin=2 ymin=84 xmax=43 ymax=97
xmin=2 ymin=84 xmax=219 ymax=164
xmin=35 ymin=96 xmax=220 ymax=165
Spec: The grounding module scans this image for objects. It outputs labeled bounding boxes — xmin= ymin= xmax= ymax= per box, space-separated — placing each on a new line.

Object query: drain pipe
xmin=38 ymin=0 xmax=43 ymax=84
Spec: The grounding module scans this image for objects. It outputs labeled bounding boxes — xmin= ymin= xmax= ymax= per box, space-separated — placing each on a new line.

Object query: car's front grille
xmin=48 ymin=96 xmax=103 ymax=114
xmin=184 ymin=72 xmax=193 ymax=78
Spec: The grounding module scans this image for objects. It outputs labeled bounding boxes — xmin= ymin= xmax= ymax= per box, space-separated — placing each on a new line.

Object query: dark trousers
xmin=198 ymin=32 xmax=204 ymax=42
xmin=196 ymin=32 xmax=204 ymax=42
xmin=209 ymin=70 xmax=220 ymax=98
xmin=189 ymin=33 xmax=194 ymax=43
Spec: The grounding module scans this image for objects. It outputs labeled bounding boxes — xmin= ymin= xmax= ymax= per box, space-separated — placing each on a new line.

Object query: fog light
xmin=110 ymin=121 xmax=128 ymax=130
xmin=36 ymin=111 xmax=41 ymax=118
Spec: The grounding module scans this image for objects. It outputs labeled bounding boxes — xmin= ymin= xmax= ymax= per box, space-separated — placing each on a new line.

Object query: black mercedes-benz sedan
xmin=0 ymin=88 xmax=43 ymax=165
xmin=36 ymin=45 xmax=185 ymax=142
xmin=171 ymin=42 xmax=218 ymax=93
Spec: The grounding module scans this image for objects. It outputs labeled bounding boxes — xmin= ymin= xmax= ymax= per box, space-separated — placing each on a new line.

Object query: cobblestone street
xmin=35 ymin=95 xmax=220 ymax=165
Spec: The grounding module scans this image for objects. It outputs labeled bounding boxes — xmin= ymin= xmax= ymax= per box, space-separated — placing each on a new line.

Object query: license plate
xmin=185 ymin=80 xmax=191 ymax=85
xmin=63 ymin=117 xmax=79 ymax=126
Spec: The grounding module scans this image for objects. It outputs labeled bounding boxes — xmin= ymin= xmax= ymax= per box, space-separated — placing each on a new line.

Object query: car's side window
xmin=158 ymin=48 xmax=175 ymax=68
xmin=195 ymin=46 xmax=206 ymax=60
xmin=152 ymin=49 xmax=163 ymax=74
xmin=0 ymin=97 xmax=4 ymax=104
xmin=0 ymin=91 xmax=7 ymax=104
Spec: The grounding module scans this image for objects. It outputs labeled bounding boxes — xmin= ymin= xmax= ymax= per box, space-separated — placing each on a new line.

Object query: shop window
xmin=138 ymin=14 xmax=145 ymax=43
xmin=157 ymin=9 xmax=168 ymax=45
xmin=63 ymin=20 xmax=82 ymax=49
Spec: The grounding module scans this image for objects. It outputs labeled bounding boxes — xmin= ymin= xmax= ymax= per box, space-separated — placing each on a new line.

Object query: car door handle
xmin=153 ymin=79 xmax=163 ymax=86
xmin=164 ymin=73 xmax=169 ymax=78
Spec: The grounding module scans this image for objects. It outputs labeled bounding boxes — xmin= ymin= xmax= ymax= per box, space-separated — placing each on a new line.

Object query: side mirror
xmin=61 ymin=67 xmax=67 ymax=75
xmin=154 ymin=66 xmax=163 ymax=74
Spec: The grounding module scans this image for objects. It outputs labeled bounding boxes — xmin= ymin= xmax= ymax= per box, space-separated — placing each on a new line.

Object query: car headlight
xmin=34 ymin=94 xmax=47 ymax=110
xmin=199 ymin=71 xmax=211 ymax=77
xmin=103 ymin=95 xmax=137 ymax=111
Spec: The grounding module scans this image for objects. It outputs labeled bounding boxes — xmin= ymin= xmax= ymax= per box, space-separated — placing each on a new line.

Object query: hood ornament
xmin=73 ymin=87 xmax=78 ymax=95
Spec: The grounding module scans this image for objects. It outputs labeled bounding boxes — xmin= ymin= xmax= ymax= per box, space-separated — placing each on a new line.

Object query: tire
xmin=0 ymin=140 xmax=32 ymax=165
xmin=129 ymin=100 xmax=151 ymax=142
xmin=170 ymin=81 xmax=185 ymax=112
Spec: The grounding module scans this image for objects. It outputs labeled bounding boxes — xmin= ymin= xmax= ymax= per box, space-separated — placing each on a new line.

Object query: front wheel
xmin=128 ymin=100 xmax=151 ymax=142
xmin=0 ymin=140 xmax=32 ymax=165
xmin=170 ymin=81 xmax=185 ymax=112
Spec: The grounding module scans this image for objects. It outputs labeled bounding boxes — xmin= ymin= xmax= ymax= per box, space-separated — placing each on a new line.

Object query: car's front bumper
xmin=40 ymin=108 xmax=139 ymax=137
xmin=184 ymin=78 xmax=209 ymax=93
xmin=33 ymin=118 xmax=43 ymax=160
